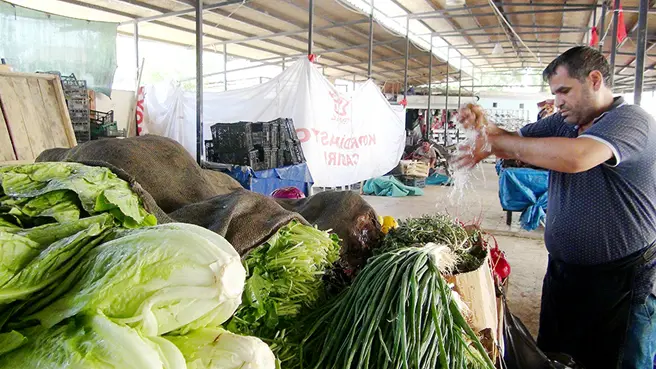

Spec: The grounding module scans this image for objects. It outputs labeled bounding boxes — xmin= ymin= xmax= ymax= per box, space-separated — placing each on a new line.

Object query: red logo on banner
xmin=328 ymin=90 xmax=351 ymax=124
xmin=136 ymin=86 xmax=145 ymax=136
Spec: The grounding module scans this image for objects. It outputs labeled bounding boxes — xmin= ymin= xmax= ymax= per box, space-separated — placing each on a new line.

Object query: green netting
xmin=0 ymin=2 xmax=118 ymax=96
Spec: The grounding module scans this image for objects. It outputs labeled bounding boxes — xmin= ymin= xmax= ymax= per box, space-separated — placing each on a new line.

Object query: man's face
xmin=422 ymin=141 xmax=430 ymax=151
xmin=548 ymin=65 xmax=597 ymax=125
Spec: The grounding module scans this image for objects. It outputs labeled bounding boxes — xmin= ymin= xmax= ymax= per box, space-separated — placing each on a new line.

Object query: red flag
xmin=308 ymin=54 xmax=316 ymax=63
xmin=590 ymin=26 xmax=599 ymax=46
xmin=614 ymin=2 xmax=627 ymax=43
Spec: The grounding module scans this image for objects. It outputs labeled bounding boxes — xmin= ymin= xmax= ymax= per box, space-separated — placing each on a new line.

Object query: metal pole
xmin=223 ymin=44 xmax=228 ymax=91
xmin=427 ymin=36 xmax=433 ymax=141
xmin=134 ymin=22 xmax=139 ymax=77
xmin=367 ymin=0 xmax=375 ymax=79
xmin=599 ymin=1 xmax=607 ymax=51
xmin=609 ymin=0 xmax=620 ymax=87
xmin=403 ymin=17 xmax=409 ymax=98
xmin=457 ymin=58 xmax=462 ymax=142
xmin=591 ymin=5 xmax=597 ymax=46
xmin=634 ymin=0 xmax=649 ymax=105
xmin=353 ymin=74 xmax=356 ymax=91
xmin=195 ymin=0 xmax=204 ymax=164
xmin=308 ymin=0 xmax=314 ymax=55
xmin=444 ymin=47 xmax=450 ymax=144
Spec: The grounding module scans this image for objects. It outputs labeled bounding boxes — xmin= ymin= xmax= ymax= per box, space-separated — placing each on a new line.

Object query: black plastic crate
xmin=216 ymin=149 xmax=259 ymax=167
xmin=211 ymin=122 xmax=253 ymax=152
xmin=262 ymin=148 xmax=279 ymax=169
xmin=252 ymin=131 xmax=264 ymax=147
xmin=289 ymin=141 xmax=305 ymax=164
xmin=277 ymin=149 xmax=286 ymax=167
xmin=204 ymin=140 xmax=216 ymax=161
xmin=269 ymin=122 xmax=279 ymax=149
xmin=279 ymin=118 xmax=300 ymax=142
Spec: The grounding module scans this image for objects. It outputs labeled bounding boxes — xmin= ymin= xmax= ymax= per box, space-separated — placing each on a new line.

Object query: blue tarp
xmin=498 ymin=167 xmax=549 ymax=231
xmin=426 ymin=173 xmax=453 ymax=186
xmin=363 ymin=176 xmax=424 ymax=197
xmin=224 ymin=163 xmax=313 ymax=196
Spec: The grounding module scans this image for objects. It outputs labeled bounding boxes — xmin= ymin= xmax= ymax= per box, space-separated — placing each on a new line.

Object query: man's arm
xmin=489 ymin=135 xmax=612 ymax=173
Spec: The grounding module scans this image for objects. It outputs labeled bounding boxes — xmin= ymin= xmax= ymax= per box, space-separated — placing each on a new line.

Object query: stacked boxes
xmin=209 ymin=118 xmax=305 ymax=170
xmin=60 ymin=74 xmax=91 ymax=143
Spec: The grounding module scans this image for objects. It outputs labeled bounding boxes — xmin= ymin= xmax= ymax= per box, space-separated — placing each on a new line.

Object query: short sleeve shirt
xmin=519 ymin=97 xmax=656 ymax=266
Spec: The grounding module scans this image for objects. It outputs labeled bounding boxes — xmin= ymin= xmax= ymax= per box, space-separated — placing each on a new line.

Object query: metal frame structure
xmin=8 ymin=0 xmax=653 ymax=164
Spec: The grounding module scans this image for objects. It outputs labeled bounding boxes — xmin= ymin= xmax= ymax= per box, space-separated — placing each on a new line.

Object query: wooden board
xmin=0 ymin=71 xmax=76 ymax=162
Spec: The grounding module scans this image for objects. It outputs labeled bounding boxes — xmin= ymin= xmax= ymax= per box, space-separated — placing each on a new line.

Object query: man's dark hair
xmin=542 ymin=46 xmax=612 ymax=87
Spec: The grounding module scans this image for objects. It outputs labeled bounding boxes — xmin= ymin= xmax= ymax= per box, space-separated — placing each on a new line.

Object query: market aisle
xmin=364 ymin=162 xmax=548 ymax=337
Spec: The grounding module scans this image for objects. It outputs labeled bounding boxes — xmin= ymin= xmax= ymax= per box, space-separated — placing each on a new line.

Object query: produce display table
xmin=223 ymin=162 xmax=313 ymax=196
xmin=497 ymin=165 xmax=549 ymax=231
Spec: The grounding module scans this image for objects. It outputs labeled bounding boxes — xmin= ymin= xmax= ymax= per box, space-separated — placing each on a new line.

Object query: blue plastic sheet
xmin=498 ymin=167 xmax=549 ymax=231
xmin=363 ymin=176 xmax=424 ymax=197
xmin=426 ymin=173 xmax=453 ymax=186
xmin=223 ymin=163 xmax=313 ymax=196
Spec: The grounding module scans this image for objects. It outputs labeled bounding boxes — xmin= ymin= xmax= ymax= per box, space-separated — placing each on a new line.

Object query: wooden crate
xmin=0 ymin=71 xmax=77 ymax=162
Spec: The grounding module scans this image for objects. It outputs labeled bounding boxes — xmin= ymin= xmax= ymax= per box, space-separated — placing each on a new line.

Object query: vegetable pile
xmin=300 ymin=246 xmax=495 ymax=369
xmin=381 ymin=214 xmax=488 ymax=273
xmin=0 ymin=163 xmax=498 ymax=368
xmin=226 ymin=221 xmax=341 ymax=365
xmin=0 ymin=163 xmax=276 ymax=369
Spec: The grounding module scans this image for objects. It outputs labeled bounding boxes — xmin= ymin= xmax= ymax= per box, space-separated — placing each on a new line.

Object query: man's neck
xmin=578 ymin=95 xmax=616 ymax=133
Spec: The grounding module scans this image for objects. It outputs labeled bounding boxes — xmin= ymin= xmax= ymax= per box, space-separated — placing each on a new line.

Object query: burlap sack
xmin=36 ymin=135 xmax=240 ymax=213
xmin=169 ymin=189 xmax=306 ymax=256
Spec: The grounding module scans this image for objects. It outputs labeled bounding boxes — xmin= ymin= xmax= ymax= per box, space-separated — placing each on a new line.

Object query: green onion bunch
xmin=299 ymin=245 xmax=495 ymax=369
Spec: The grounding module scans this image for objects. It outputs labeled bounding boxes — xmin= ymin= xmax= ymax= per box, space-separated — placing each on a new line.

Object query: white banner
xmin=143 ymin=58 xmax=406 ymax=187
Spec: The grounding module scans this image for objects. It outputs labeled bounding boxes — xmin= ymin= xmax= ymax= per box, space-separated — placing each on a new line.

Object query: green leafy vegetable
xmin=226 ymin=221 xmax=340 ymax=340
xmin=165 ymin=328 xmax=276 ymax=369
xmin=0 ymin=330 xmax=26 ymax=355
xmin=28 ymin=223 xmax=245 ymax=337
xmin=382 ymin=214 xmax=487 ymax=273
xmin=0 ymin=314 xmax=186 ymax=369
xmin=0 ymin=162 xmax=156 ymax=228
xmin=0 ymin=220 xmax=112 ymax=305
xmin=299 ymin=245 xmax=496 ymax=369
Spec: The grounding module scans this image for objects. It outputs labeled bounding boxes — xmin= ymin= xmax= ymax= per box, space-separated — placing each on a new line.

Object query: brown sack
xmin=169 ymin=189 xmax=306 ymax=256
xmin=36 ymin=135 xmax=240 ymax=213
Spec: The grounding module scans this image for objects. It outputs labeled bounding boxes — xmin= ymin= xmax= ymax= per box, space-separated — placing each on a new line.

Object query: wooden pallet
xmin=0 ymin=71 xmax=76 ymax=163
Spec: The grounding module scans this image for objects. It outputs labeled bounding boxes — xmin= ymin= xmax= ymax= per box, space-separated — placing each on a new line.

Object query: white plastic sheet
xmin=142 ymin=58 xmax=406 ymax=187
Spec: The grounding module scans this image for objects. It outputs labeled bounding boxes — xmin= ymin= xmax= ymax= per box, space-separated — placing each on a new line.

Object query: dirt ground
xmin=363 ymin=163 xmax=548 ymax=337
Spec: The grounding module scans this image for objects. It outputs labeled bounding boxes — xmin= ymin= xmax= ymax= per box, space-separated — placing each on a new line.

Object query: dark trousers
xmin=537 ymin=249 xmax=656 ymax=369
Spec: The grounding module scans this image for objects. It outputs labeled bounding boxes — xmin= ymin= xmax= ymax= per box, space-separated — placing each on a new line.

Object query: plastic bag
xmin=501 ymin=297 xmax=581 ymax=369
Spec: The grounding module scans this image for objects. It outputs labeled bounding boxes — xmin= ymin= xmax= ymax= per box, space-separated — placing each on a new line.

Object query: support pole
xmin=195 ymin=0 xmax=204 ymax=164
xmin=457 ymin=58 xmax=462 ymax=143
xmin=308 ymin=0 xmax=314 ymax=55
xmin=134 ymin=22 xmax=139 ymax=79
xmin=282 ymin=57 xmax=286 ymax=70
xmin=634 ymin=0 xmax=649 ymax=105
xmin=353 ymin=74 xmax=356 ymax=91
xmin=444 ymin=47 xmax=450 ymax=145
xmin=223 ymin=44 xmax=228 ymax=91
xmin=403 ymin=17 xmax=409 ymax=98
xmin=599 ymin=1 xmax=607 ymax=51
xmin=427 ymin=35 xmax=433 ymax=141
xmin=609 ymin=0 xmax=620 ymax=87
xmin=368 ymin=0 xmax=375 ymax=79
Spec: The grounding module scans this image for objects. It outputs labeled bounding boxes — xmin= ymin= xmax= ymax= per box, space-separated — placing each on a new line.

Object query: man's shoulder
xmin=611 ymin=104 xmax=654 ymax=122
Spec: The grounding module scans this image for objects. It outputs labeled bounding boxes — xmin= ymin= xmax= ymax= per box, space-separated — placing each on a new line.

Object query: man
xmin=412 ymin=140 xmax=438 ymax=168
xmin=454 ymin=46 xmax=656 ymax=369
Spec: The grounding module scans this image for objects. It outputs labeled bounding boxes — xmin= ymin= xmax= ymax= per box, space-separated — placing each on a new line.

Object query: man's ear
xmin=588 ymin=70 xmax=604 ymax=90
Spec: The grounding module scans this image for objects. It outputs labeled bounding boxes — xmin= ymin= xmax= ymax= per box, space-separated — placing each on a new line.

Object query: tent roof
xmin=4 ymin=0 xmax=654 ymax=91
